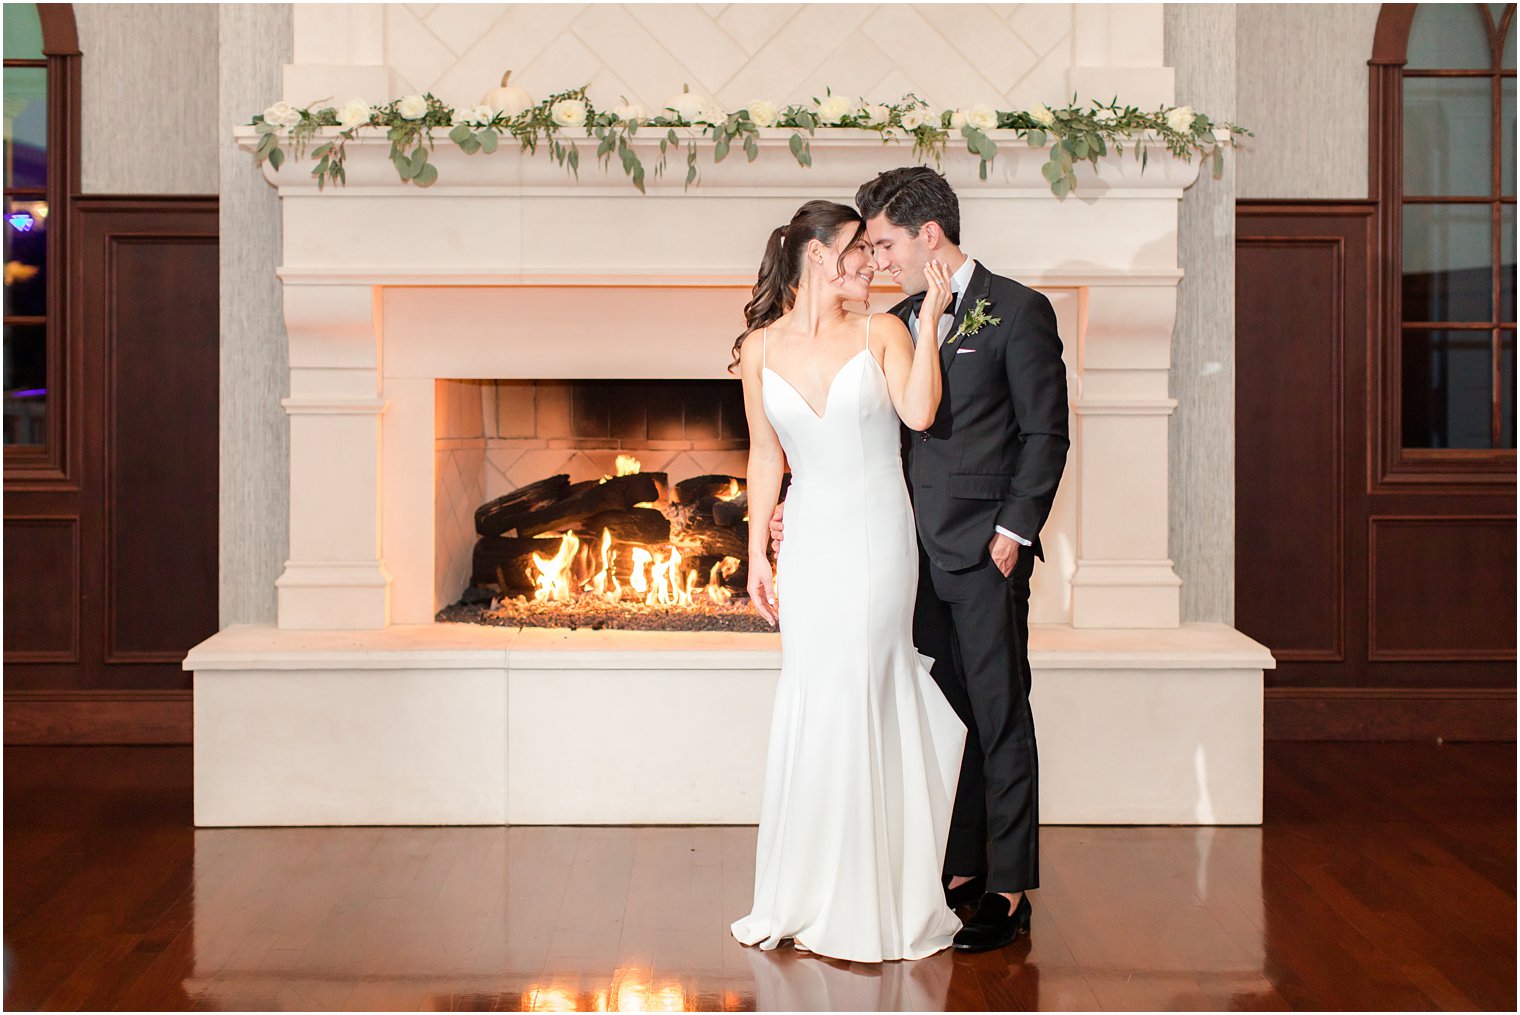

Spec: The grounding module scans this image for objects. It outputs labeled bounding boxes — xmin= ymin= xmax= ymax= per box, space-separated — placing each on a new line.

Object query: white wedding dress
xmin=730 ymin=315 xmax=967 ymax=963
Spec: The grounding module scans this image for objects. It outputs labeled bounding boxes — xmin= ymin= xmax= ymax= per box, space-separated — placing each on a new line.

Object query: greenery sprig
xmin=249 ymin=89 xmax=1250 ymax=199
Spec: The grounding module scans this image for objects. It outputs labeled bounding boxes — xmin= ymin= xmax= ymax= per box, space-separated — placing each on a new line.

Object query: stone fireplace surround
xmin=186 ymin=129 xmax=1272 ymax=827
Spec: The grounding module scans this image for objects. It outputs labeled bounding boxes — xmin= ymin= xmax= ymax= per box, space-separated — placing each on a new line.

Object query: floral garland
xmin=250 ymin=87 xmax=1249 ymax=199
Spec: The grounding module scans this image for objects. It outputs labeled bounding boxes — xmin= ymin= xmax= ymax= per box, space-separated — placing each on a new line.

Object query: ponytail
xmin=729 ymin=200 xmax=864 ymax=374
xmin=730 ymin=226 xmax=795 ymax=372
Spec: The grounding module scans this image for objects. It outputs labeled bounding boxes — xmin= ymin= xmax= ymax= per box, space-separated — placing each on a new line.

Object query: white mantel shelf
xmin=233 ymin=125 xmax=1206 ymax=198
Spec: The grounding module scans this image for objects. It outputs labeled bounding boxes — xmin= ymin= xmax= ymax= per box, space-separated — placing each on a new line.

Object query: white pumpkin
xmin=664 ymin=83 xmax=709 ymax=124
xmin=480 ymin=71 xmax=534 ymax=118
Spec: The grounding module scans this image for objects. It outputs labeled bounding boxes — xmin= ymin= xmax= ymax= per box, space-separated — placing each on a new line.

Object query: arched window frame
xmin=1371 ymin=2 xmax=1516 ymax=486
xmin=4 ymin=4 xmax=80 ymax=483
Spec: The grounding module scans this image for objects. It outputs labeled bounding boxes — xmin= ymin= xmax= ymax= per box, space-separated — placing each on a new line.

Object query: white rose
xmin=1165 ymin=105 xmax=1197 ymax=134
xmin=396 ymin=94 xmax=428 ymax=121
xmin=861 ymin=102 xmax=890 ymax=125
xmin=817 ymin=93 xmax=853 ymax=125
xmin=335 ymin=99 xmax=372 ymax=130
xmin=612 ymin=102 xmax=646 ymax=125
xmin=456 ymin=104 xmax=495 ymax=127
xmin=262 ymin=101 xmax=301 ymax=129
xmin=1028 ymin=103 xmax=1056 ymax=127
xmin=948 ymin=109 xmax=967 ymax=129
xmin=551 ymin=98 xmax=587 ymax=128
xmin=900 ymin=107 xmax=925 ymax=130
xmin=697 ymin=102 xmax=726 ymax=125
xmin=967 ymin=104 xmax=998 ymax=131
xmin=747 ymin=100 xmax=778 ymax=128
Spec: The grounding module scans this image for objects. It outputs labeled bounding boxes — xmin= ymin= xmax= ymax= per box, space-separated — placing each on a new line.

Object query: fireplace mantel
xmin=234 ymin=126 xmax=1203 ymax=198
xmin=183 ymin=118 xmax=1272 ymax=829
xmin=232 ymin=123 xmax=1206 ymax=632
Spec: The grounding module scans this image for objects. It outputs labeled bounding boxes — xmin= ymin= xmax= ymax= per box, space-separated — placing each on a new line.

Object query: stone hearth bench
xmin=184 ymin=623 xmax=1272 ymax=827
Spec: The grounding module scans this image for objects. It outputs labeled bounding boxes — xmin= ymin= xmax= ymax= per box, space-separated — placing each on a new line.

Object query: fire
xmin=524 ymin=529 xmax=743 ymax=610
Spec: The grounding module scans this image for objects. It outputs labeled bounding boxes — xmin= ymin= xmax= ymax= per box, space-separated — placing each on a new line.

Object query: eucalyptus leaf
xmin=714 ymin=134 xmax=730 ymax=162
xmin=479 ymin=130 xmax=498 ymax=154
xmin=414 ymin=162 xmax=439 ymax=187
xmin=459 ymin=136 xmax=480 ymax=155
xmin=449 ymin=124 xmax=472 ymax=144
xmin=269 ymin=146 xmax=285 ymax=171
xmin=1027 ymin=128 xmax=1046 ymax=148
xmin=1051 ymin=176 xmax=1071 ymax=199
xmin=744 ymin=134 xmax=758 ymax=162
xmin=789 ymin=133 xmax=804 ymax=160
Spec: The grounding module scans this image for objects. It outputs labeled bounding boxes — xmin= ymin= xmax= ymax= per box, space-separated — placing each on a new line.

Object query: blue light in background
xmin=6 ymin=212 xmax=35 ymax=232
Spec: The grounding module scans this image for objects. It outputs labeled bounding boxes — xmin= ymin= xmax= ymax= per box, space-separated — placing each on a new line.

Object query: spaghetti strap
xmin=761 ymin=326 xmax=768 ymax=369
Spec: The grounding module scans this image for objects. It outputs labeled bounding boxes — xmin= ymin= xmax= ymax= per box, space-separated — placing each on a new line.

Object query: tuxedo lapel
xmin=940 ymin=261 xmax=992 ymax=373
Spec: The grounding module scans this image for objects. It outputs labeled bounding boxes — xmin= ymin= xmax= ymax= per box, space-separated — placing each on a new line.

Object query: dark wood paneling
xmin=105 ymin=235 xmax=219 ymax=663
xmin=3 ymin=516 xmax=80 ymax=661
xmin=1236 ymin=234 xmax=1346 ymax=662
xmin=1369 ymin=516 xmax=1517 ymax=661
xmin=5 ymin=197 xmax=217 ymax=737
xmin=3 ymin=690 xmax=191 ymax=744
xmin=1267 ymin=687 xmax=1516 ymax=741
xmin=1238 ymin=201 xmax=1515 ymax=741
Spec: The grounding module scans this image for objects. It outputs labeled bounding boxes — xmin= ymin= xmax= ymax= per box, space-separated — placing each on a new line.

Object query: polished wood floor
xmin=3 ymin=742 xmax=1514 ymax=1011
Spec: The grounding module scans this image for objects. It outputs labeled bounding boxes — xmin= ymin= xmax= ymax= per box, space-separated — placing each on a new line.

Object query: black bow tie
xmin=908 ymin=290 xmax=960 ymax=311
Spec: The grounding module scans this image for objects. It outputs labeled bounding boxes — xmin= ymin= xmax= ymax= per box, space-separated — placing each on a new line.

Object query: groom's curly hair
xmin=854 ymin=167 xmax=961 ymax=246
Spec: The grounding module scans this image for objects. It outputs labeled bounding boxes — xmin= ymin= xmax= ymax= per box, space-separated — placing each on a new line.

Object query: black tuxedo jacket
xmin=890 ymin=261 xmax=1070 ymax=571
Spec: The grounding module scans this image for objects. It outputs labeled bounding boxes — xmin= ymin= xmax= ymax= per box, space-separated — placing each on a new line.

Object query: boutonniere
xmin=949 ymin=298 xmax=1000 ymax=343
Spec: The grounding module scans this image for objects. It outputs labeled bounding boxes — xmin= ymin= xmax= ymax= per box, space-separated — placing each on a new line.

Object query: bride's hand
xmin=748 ymin=558 xmax=778 ymax=627
xmin=917 ymin=260 xmax=953 ymax=337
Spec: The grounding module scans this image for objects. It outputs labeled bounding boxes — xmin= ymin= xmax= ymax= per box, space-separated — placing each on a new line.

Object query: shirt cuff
xmin=995 ymin=526 xmax=1031 ymax=546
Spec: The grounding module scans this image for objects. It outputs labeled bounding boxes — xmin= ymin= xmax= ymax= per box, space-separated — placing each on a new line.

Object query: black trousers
xmin=913 ymin=541 xmax=1039 ymax=894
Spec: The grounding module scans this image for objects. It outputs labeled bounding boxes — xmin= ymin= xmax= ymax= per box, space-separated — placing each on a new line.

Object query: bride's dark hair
xmin=729 ymin=200 xmax=866 ymax=373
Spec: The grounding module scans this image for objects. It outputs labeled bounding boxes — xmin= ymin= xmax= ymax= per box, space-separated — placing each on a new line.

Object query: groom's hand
xmin=769 ymin=502 xmax=785 ymax=555
xmin=989 ymin=532 xmax=1021 ymax=577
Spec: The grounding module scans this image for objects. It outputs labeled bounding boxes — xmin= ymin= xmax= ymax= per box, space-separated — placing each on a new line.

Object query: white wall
xmin=1166 ymin=4 xmax=1237 ymax=625
xmin=218 ymin=5 xmax=294 ymax=627
xmin=76 ymin=4 xmax=219 ymax=194
xmin=1235 ymin=3 xmax=1381 ymax=200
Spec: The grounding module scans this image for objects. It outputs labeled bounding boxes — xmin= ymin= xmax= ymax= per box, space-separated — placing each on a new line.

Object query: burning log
xmin=712 ymin=492 xmax=747 ymax=528
xmin=585 ymin=508 xmax=671 ymax=545
xmin=513 ymin=472 xmax=665 ymax=537
xmin=475 ymin=474 xmax=572 ymax=537
xmin=471 ymin=535 xmax=562 ymax=592
xmin=670 ymin=515 xmax=747 ymax=561
xmin=674 ymin=474 xmax=745 ymax=503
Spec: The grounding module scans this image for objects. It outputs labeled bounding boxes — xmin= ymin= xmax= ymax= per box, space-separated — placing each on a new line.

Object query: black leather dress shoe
xmin=943 ymin=874 xmax=987 ymax=909
xmin=952 ymin=892 xmax=1032 ymax=952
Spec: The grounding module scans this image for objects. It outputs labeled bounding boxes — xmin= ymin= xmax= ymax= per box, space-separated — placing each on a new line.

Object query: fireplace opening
xmin=434 ymin=377 xmax=781 ymax=632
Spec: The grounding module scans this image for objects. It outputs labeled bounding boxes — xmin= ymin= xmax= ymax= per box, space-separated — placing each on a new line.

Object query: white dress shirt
xmin=906 ymin=256 xmax=1032 ymax=550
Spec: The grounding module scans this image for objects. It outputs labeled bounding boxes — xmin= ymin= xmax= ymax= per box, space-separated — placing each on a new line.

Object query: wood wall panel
xmin=1369 ymin=517 xmax=1517 ymax=661
xmin=105 ymin=235 xmax=220 ymax=662
xmin=1236 ymin=236 xmax=1347 ymax=661
xmin=1238 ymin=202 xmax=1515 ymax=741
xmin=5 ymin=196 xmax=217 ymax=739
xmin=3 ymin=517 xmax=80 ymax=661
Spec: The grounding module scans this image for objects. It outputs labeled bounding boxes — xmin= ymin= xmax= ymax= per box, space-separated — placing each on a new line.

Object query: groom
xmin=857 ymin=166 xmax=1067 ymax=952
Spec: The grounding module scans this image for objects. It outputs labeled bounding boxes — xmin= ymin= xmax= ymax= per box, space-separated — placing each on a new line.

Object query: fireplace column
xmin=1068 ymin=281 xmax=1184 ymax=629
xmin=276 ymin=283 xmax=391 ymax=630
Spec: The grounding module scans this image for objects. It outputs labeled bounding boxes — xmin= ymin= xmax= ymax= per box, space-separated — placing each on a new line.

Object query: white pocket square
xmin=955 ymin=347 xmax=977 ymax=354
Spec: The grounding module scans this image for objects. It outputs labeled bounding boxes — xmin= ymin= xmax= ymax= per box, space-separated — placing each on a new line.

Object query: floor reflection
xmin=175 ymin=824 xmax=1266 ymax=1011
xmin=742 ymin=945 xmax=954 ymax=1012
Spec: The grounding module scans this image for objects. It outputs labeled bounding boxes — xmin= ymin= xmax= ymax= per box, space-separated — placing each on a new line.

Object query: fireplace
xmin=185 ymin=127 xmax=1273 ymax=828
xmin=436 ymin=377 xmax=765 ymax=630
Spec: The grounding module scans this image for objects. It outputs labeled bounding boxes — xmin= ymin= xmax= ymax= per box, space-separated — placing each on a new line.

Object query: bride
xmin=728 ymin=200 xmax=967 ymax=963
